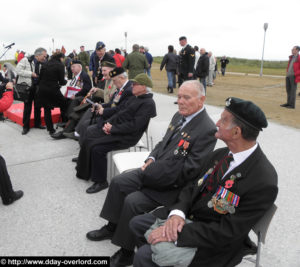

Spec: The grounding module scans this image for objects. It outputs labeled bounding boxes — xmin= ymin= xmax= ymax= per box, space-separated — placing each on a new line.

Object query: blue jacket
xmin=145 ymin=52 xmax=153 ymax=68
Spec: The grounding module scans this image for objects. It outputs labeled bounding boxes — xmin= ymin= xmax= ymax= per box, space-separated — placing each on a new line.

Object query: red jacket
xmin=0 ymin=90 xmax=13 ymax=112
xmin=17 ymin=52 xmax=24 ymax=63
xmin=113 ymin=53 xmax=125 ymax=67
xmin=287 ymin=54 xmax=300 ymax=83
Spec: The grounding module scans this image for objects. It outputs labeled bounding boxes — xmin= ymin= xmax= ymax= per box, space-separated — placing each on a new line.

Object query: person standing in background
xmin=77 ymin=45 xmax=90 ymax=72
xmin=280 ymin=46 xmax=300 ymax=109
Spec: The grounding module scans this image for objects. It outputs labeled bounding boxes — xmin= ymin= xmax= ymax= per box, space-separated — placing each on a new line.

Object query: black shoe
xmin=86 ymin=182 xmax=108 ymax=194
xmin=280 ymin=103 xmax=289 ymax=107
xmin=2 ymin=190 xmax=24 ymax=205
xmin=34 ymin=125 xmax=46 ymax=129
xmin=51 ymin=131 xmax=66 ymax=139
xmin=110 ymin=249 xmax=134 ymax=267
xmin=72 ymin=157 xmax=78 ymax=162
xmin=22 ymin=128 xmax=29 ymax=135
xmin=63 ymin=132 xmax=79 ymax=141
xmin=86 ymin=225 xmax=114 ymax=241
xmin=56 ymin=122 xmax=67 ymax=128
xmin=49 ymin=129 xmax=56 ymax=135
xmin=285 ymin=105 xmax=295 ymax=109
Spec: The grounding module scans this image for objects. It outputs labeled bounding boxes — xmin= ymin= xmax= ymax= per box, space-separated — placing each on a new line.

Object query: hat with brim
xmin=131 ymin=73 xmax=153 ymax=88
xmin=102 ymin=61 xmax=116 ymax=68
xmin=109 ymin=67 xmax=125 ymax=78
xmin=225 ymin=97 xmax=268 ymax=131
xmin=96 ymin=41 xmax=105 ymax=50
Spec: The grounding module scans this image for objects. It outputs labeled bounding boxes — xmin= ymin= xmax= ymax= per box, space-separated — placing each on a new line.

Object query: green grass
xmin=153 ymin=56 xmax=287 ymax=76
xmin=0 ymin=59 xmax=17 ymax=67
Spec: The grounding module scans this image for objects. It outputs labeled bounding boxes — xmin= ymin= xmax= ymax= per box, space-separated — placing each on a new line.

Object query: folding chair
xmin=111 ymin=120 xmax=169 ymax=176
xmin=244 ymin=204 xmax=277 ymax=267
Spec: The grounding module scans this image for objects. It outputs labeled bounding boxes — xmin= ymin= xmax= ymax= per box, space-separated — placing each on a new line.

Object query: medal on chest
xmin=173 ymin=133 xmax=190 ymax=156
xmin=207 ymin=185 xmax=240 ymax=215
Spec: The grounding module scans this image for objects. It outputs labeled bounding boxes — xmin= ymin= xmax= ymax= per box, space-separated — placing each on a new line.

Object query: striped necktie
xmin=202 ymin=154 xmax=234 ymax=196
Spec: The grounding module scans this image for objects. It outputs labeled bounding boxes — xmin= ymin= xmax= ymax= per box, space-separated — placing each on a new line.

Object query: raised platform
xmin=3 ymin=102 xmax=61 ymax=128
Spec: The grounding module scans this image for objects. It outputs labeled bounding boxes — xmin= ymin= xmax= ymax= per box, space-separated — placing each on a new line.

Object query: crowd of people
xmin=160 ymin=37 xmax=230 ymax=95
xmin=4 ymin=36 xmax=300 ymax=267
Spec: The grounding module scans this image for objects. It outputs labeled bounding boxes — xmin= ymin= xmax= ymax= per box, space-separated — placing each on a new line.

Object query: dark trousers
xmin=178 ymin=73 xmax=193 ymax=87
xmin=100 ymin=169 xmax=160 ymax=250
xmin=90 ymin=142 xmax=119 ymax=184
xmin=67 ymin=68 xmax=72 ymax=80
xmin=23 ymin=86 xmax=42 ymax=129
xmin=130 ymin=213 xmax=161 ymax=267
xmin=221 ymin=67 xmax=226 ymax=76
xmin=200 ymin=77 xmax=207 ymax=93
xmin=0 ymin=155 xmax=14 ymax=203
xmin=75 ymin=108 xmax=95 ymax=137
xmin=286 ymin=76 xmax=297 ymax=108
xmin=43 ymin=95 xmax=69 ymax=132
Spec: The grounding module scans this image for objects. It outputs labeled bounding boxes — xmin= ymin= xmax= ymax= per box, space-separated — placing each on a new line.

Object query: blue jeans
xmin=167 ymin=71 xmax=176 ymax=88
xmin=144 ymin=68 xmax=152 ymax=78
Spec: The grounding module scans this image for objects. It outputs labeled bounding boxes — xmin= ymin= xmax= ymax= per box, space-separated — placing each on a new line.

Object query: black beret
xmin=225 ymin=97 xmax=268 ymax=131
xmin=95 ymin=41 xmax=105 ymax=50
xmin=109 ymin=67 xmax=125 ymax=78
xmin=102 ymin=61 xmax=116 ymax=68
xmin=179 ymin=36 xmax=187 ymax=41
xmin=71 ymin=60 xmax=82 ymax=65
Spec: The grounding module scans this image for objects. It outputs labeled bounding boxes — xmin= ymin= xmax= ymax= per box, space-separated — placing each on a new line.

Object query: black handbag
xmin=14 ymin=82 xmax=31 ymax=102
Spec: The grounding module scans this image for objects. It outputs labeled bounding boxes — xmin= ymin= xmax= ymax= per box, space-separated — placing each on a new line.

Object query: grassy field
xmin=151 ymin=62 xmax=300 ymax=129
xmin=154 ymin=56 xmax=287 ymax=76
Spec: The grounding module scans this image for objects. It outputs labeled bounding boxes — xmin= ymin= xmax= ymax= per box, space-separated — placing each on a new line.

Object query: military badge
xmin=208 ymin=186 xmax=240 ymax=214
xmin=183 ymin=141 xmax=190 ymax=150
xmin=197 ymin=168 xmax=213 ymax=186
xmin=225 ymin=98 xmax=232 ymax=107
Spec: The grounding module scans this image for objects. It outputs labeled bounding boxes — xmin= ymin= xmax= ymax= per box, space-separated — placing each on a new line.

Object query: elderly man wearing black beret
xmin=76 ymin=73 xmax=157 ymax=194
xmin=131 ymin=97 xmax=278 ymax=267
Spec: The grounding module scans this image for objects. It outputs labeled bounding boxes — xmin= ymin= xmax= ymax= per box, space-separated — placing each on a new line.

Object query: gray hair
xmin=132 ymin=44 xmax=139 ymax=51
xmin=34 ymin=47 xmax=47 ymax=56
xmin=181 ymin=80 xmax=205 ymax=97
xmin=118 ymin=72 xmax=128 ymax=79
xmin=146 ymin=87 xmax=152 ymax=92
xmin=145 ymin=47 xmax=149 ymax=52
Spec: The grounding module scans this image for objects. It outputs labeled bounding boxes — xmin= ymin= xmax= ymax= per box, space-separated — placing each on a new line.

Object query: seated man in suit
xmin=76 ymin=73 xmax=157 ymax=194
xmin=86 ymin=80 xmax=217 ymax=267
xmin=130 ymin=97 xmax=278 ymax=267
xmin=51 ymin=61 xmax=116 ymax=140
xmin=74 ymin=67 xmax=133 ymax=146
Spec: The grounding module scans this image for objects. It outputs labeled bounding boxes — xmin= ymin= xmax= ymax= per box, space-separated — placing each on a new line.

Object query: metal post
xmin=124 ymin=32 xmax=127 ymax=52
xmin=52 ymin=38 xmax=54 ymax=53
xmin=260 ymin=23 xmax=268 ymax=77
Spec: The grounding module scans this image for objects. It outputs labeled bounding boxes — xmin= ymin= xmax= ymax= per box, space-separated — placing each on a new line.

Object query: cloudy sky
xmin=1 ymin=0 xmax=299 ymax=61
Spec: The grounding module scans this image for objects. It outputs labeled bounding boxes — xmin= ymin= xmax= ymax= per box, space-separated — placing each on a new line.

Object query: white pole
xmin=260 ymin=23 xmax=268 ymax=77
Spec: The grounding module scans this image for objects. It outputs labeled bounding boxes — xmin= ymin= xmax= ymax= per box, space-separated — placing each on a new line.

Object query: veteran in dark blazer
xmin=76 ymin=73 xmax=156 ymax=194
xmin=76 ymin=67 xmax=133 ymax=146
xmin=86 ymin=80 xmax=217 ymax=267
xmin=178 ymin=36 xmax=195 ymax=87
xmin=131 ymin=97 xmax=278 ymax=267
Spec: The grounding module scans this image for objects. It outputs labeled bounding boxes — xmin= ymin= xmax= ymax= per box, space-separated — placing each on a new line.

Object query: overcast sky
xmin=1 ymin=0 xmax=299 ymax=61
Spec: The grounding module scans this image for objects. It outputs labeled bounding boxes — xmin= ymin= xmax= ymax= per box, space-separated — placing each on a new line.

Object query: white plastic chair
xmin=111 ymin=120 xmax=169 ymax=176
